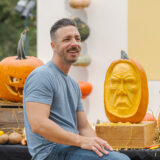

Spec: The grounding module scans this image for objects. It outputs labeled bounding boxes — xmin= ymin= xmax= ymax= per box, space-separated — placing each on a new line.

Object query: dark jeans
xmin=47 ymin=144 xmax=131 ymax=160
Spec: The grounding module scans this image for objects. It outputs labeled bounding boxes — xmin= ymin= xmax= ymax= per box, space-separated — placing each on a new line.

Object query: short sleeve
xmin=76 ymin=83 xmax=84 ymax=112
xmin=23 ymin=70 xmax=54 ymax=106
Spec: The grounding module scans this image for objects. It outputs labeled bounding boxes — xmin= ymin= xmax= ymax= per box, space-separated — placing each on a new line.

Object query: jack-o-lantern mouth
xmin=5 ymin=83 xmax=23 ymax=97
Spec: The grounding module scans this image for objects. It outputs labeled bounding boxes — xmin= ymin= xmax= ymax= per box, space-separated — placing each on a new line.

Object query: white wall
xmin=37 ymin=0 xmax=160 ymax=123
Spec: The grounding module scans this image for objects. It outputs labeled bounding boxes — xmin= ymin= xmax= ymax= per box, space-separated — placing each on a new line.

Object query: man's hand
xmin=80 ymin=136 xmax=113 ymax=157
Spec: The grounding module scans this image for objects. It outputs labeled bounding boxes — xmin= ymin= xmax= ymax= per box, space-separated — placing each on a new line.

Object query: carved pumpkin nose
xmin=117 ymin=80 xmax=127 ymax=95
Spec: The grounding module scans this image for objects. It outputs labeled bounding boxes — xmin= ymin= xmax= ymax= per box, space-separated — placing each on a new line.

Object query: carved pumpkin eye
xmin=9 ymin=76 xmax=20 ymax=83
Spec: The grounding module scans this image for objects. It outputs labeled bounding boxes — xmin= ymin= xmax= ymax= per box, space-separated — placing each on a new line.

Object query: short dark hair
xmin=50 ymin=18 xmax=76 ymax=41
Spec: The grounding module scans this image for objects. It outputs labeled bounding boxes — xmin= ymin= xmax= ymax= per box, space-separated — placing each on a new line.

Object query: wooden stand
xmin=95 ymin=121 xmax=155 ymax=149
xmin=0 ymin=100 xmax=23 ymax=133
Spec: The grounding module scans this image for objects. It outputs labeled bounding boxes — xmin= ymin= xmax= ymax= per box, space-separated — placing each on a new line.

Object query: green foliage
xmin=0 ymin=0 xmax=37 ymax=60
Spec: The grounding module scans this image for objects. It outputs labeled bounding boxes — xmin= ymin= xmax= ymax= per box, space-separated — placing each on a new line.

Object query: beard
xmin=59 ymin=46 xmax=80 ymax=64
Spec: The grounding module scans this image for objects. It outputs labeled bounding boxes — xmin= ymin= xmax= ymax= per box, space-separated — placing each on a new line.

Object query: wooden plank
xmin=95 ymin=121 xmax=155 ymax=149
xmin=0 ymin=108 xmax=24 ymax=133
xmin=0 ymin=99 xmax=22 ymax=107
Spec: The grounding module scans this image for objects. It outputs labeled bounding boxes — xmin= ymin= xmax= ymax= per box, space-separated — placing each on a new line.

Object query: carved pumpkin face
xmin=104 ymin=59 xmax=148 ymax=123
xmin=0 ymin=56 xmax=43 ymax=102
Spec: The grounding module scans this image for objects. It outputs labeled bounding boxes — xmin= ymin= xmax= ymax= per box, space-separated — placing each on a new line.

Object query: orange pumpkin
xmin=69 ymin=0 xmax=91 ymax=9
xmin=104 ymin=51 xmax=148 ymax=123
xmin=143 ymin=112 xmax=157 ymax=126
xmin=78 ymin=81 xmax=92 ymax=99
xmin=158 ymin=113 xmax=160 ymax=129
xmin=0 ymin=29 xmax=43 ymax=102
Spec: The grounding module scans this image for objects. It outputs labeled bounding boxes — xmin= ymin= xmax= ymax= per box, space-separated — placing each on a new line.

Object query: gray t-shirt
xmin=23 ymin=61 xmax=84 ymax=160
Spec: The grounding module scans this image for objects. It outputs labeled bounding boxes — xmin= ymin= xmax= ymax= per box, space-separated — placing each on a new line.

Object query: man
xmin=23 ymin=18 xmax=130 ymax=160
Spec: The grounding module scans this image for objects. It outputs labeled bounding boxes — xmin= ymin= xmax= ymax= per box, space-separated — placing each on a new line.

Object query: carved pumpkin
xmin=78 ymin=81 xmax=92 ymax=99
xmin=0 ymin=29 xmax=43 ymax=102
xmin=104 ymin=51 xmax=148 ymax=123
xmin=69 ymin=0 xmax=91 ymax=9
xmin=143 ymin=112 xmax=157 ymax=126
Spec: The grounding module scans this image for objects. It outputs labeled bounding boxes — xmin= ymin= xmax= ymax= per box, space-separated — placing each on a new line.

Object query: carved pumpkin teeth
xmin=5 ymin=83 xmax=23 ymax=96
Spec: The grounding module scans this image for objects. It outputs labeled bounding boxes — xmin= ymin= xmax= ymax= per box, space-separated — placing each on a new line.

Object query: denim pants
xmin=47 ymin=144 xmax=131 ymax=160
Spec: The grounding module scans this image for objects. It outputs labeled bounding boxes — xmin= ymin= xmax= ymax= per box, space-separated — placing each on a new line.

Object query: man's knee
xmin=103 ymin=151 xmax=130 ymax=160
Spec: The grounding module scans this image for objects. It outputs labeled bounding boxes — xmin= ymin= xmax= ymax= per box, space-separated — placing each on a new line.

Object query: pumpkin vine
xmin=17 ymin=28 xmax=29 ymax=60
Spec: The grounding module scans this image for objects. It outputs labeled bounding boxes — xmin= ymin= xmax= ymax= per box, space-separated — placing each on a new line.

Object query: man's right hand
xmin=79 ymin=136 xmax=113 ymax=157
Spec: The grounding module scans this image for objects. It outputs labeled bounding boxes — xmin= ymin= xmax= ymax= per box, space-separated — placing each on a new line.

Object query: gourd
xmin=73 ymin=17 xmax=90 ymax=42
xmin=9 ymin=132 xmax=22 ymax=144
xmin=69 ymin=0 xmax=91 ymax=9
xmin=104 ymin=50 xmax=148 ymax=123
xmin=78 ymin=81 xmax=92 ymax=99
xmin=143 ymin=112 xmax=157 ymax=125
xmin=0 ymin=29 xmax=43 ymax=102
xmin=73 ymin=53 xmax=91 ymax=66
xmin=0 ymin=134 xmax=9 ymax=144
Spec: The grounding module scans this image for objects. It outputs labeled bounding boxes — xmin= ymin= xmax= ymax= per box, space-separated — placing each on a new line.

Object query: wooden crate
xmin=0 ymin=100 xmax=24 ymax=133
xmin=95 ymin=121 xmax=155 ymax=149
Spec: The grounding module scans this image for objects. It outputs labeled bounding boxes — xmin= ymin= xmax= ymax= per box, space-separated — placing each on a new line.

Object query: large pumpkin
xmin=0 ymin=29 xmax=43 ymax=102
xmin=104 ymin=51 xmax=148 ymax=123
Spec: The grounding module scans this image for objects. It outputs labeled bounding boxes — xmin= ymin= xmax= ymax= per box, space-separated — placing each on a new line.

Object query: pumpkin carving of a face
xmin=0 ymin=29 xmax=43 ymax=102
xmin=104 ymin=51 xmax=148 ymax=123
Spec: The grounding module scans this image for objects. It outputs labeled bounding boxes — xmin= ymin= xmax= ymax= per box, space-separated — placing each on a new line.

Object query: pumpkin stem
xmin=121 ymin=50 xmax=129 ymax=59
xmin=17 ymin=28 xmax=29 ymax=60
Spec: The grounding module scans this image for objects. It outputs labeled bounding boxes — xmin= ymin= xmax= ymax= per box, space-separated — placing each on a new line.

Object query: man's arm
xmin=26 ymin=102 xmax=82 ymax=146
xmin=76 ymin=111 xmax=113 ymax=156
xmin=26 ymin=102 xmax=112 ymax=157
xmin=77 ymin=111 xmax=96 ymax=137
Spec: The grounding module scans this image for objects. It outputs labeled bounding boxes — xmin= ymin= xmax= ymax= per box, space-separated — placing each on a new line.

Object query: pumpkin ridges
xmin=104 ymin=59 xmax=148 ymax=123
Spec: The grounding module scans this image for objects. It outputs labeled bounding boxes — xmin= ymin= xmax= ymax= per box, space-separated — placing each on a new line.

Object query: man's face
xmin=105 ymin=62 xmax=141 ymax=117
xmin=52 ymin=26 xmax=81 ymax=64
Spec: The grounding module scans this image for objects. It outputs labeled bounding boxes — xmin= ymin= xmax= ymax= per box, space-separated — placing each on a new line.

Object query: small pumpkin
xmin=0 ymin=134 xmax=9 ymax=144
xmin=143 ymin=112 xmax=157 ymax=126
xmin=72 ymin=53 xmax=91 ymax=66
xmin=104 ymin=50 xmax=148 ymax=123
xmin=9 ymin=132 xmax=22 ymax=144
xmin=158 ymin=113 xmax=160 ymax=129
xmin=78 ymin=81 xmax=92 ymax=99
xmin=69 ymin=0 xmax=91 ymax=9
xmin=73 ymin=17 xmax=90 ymax=42
xmin=0 ymin=29 xmax=43 ymax=102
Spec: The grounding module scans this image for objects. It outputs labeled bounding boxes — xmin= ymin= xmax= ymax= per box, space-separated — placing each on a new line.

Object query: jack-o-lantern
xmin=104 ymin=51 xmax=148 ymax=123
xmin=0 ymin=29 xmax=43 ymax=102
